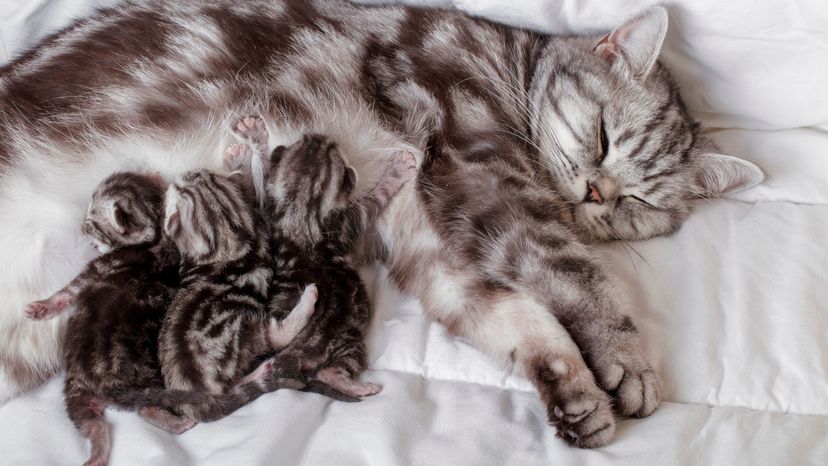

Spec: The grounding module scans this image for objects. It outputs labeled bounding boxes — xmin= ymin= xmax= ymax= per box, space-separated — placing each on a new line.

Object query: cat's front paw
xmin=593 ymin=346 xmax=660 ymax=418
xmin=533 ymin=357 xmax=615 ymax=448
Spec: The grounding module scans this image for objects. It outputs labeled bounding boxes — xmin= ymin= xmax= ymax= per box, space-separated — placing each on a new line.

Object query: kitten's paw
xmin=533 ymin=357 xmax=616 ymax=448
xmin=591 ymin=338 xmax=660 ymax=417
xmin=232 ymin=115 xmax=269 ymax=152
xmin=303 ymin=284 xmax=318 ymax=304
xmin=391 ymin=151 xmax=418 ymax=180
xmin=238 ymin=358 xmax=276 ymax=386
xmin=223 ymin=143 xmax=253 ymax=173
xmin=317 ymin=366 xmax=381 ymax=398
xmin=25 ymin=296 xmax=68 ymax=320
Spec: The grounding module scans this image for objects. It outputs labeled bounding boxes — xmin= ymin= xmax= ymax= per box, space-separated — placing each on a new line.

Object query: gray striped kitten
xmin=24 ymin=172 xmax=291 ymax=466
xmin=159 ymin=164 xmax=318 ymax=405
xmin=0 ymin=0 xmax=765 ymax=448
xmin=229 ymin=116 xmax=416 ymax=399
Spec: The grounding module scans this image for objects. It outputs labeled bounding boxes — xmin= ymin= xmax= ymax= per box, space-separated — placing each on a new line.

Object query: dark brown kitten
xmin=24 ymin=172 xmax=189 ymax=466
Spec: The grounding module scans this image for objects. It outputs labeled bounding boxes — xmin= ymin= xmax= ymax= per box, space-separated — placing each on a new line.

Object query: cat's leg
xmin=546 ymin=275 xmax=660 ymax=418
xmin=65 ymin=379 xmax=111 ymax=466
xmin=236 ymin=357 xmax=275 ymax=386
xmin=137 ymin=407 xmax=197 ymax=434
xmin=316 ymin=364 xmax=381 ymax=398
xmin=266 ymin=284 xmax=318 ymax=349
xmin=334 ymin=151 xmax=417 ymax=246
xmin=24 ymin=291 xmax=73 ymax=320
xmin=440 ymin=291 xmax=616 ymax=448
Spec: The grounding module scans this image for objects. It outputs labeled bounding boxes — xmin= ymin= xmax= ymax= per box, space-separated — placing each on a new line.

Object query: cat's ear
xmin=109 ymin=201 xmax=128 ymax=234
xmin=593 ymin=7 xmax=668 ymax=81
xmin=270 ymin=145 xmax=287 ymax=166
xmin=343 ymin=166 xmax=357 ymax=194
xmin=164 ymin=209 xmax=180 ymax=236
xmin=695 ymin=153 xmax=765 ymax=197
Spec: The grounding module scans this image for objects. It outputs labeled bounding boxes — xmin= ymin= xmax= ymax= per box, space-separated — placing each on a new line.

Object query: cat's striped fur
xmin=0 ymin=0 xmax=764 ymax=447
xmin=24 ymin=172 xmax=317 ymax=466
xmin=232 ymin=123 xmax=417 ymax=400
xmin=160 ymin=168 xmax=318 ymax=401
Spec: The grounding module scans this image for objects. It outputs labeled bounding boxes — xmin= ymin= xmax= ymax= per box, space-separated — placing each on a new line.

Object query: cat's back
xmin=64 ymin=247 xmax=172 ymax=386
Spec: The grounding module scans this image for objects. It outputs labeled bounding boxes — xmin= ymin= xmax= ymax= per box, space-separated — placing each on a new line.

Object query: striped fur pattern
xmin=0 ymin=0 xmax=765 ymax=448
xmin=238 ymin=126 xmax=416 ymax=399
xmin=160 ymin=167 xmax=318 ymax=403
xmin=23 ymin=172 xmax=187 ymax=466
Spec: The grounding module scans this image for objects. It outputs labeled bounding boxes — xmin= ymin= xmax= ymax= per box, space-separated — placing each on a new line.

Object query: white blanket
xmin=2 ymin=1 xmax=827 ymax=464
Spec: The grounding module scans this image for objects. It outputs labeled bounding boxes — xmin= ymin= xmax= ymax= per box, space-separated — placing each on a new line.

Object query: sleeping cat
xmin=24 ymin=172 xmax=297 ymax=466
xmin=159 ymin=163 xmax=318 ymax=404
xmin=0 ymin=1 xmax=764 ymax=448
xmin=228 ymin=116 xmax=416 ymax=399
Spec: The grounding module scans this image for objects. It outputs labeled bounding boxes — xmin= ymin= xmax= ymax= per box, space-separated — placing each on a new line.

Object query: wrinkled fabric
xmin=1 ymin=0 xmax=827 ymax=465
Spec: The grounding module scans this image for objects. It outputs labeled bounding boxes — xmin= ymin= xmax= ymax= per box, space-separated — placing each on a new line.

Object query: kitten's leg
xmin=236 ymin=357 xmax=275 ymax=386
xmin=266 ymin=284 xmax=318 ymax=349
xmin=65 ymin=381 xmax=111 ymax=466
xmin=335 ymin=151 xmax=417 ymax=246
xmin=24 ymin=291 xmax=72 ymax=320
xmin=442 ymin=292 xmax=616 ymax=448
xmin=223 ymin=143 xmax=255 ymax=175
xmin=137 ymin=407 xmax=197 ymax=434
xmin=316 ymin=365 xmax=381 ymax=398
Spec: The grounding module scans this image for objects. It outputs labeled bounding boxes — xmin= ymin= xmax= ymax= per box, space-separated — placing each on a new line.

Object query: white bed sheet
xmin=2 ymin=0 xmax=828 ymax=465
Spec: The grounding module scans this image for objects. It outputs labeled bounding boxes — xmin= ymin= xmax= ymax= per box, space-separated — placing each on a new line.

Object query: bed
xmin=1 ymin=0 xmax=827 ymax=464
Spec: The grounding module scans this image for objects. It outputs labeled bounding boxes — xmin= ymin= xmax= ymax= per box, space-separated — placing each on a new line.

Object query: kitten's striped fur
xmin=231 ymin=121 xmax=416 ymax=400
xmin=0 ymin=0 xmax=764 ymax=447
xmin=160 ymin=167 xmax=318 ymax=401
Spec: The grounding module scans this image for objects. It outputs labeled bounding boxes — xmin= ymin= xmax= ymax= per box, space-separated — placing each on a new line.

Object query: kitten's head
xmin=264 ymin=134 xmax=357 ymax=243
xmin=531 ymin=7 xmax=764 ymax=241
xmin=163 ymin=169 xmax=256 ymax=264
xmin=82 ymin=172 xmax=166 ymax=252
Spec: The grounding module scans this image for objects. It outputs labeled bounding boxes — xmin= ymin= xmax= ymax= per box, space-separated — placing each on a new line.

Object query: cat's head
xmin=530 ymin=7 xmax=764 ymax=241
xmin=163 ymin=169 xmax=256 ymax=264
xmin=82 ymin=172 xmax=166 ymax=252
xmin=264 ymin=134 xmax=357 ymax=242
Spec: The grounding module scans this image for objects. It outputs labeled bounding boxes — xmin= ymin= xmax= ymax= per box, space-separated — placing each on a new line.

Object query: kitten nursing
xmin=25 ymin=160 xmax=322 ymax=465
xmin=1 ymin=0 xmax=769 ymax=451
xmin=231 ymin=116 xmax=416 ymax=399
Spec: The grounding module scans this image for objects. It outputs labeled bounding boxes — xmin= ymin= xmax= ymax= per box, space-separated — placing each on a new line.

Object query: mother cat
xmin=0 ymin=0 xmax=762 ymax=447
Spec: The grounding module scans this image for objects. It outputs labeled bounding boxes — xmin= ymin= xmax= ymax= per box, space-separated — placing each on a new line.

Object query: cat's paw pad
xmin=549 ymin=386 xmax=615 ymax=448
xmin=606 ymin=363 xmax=660 ymax=418
xmin=168 ymin=417 xmax=197 ymax=434
xmin=232 ymin=115 xmax=268 ymax=149
xmin=592 ymin=343 xmax=660 ymax=418
xmin=223 ymin=143 xmax=253 ymax=172
xmin=389 ymin=151 xmax=418 ymax=181
xmin=25 ymin=297 xmax=67 ymax=320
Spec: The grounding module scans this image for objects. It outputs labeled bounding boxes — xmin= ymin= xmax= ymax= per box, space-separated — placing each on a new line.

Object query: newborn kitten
xmin=230 ymin=116 xmax=416 ymax=399
xmin=159 ymin=161 xmax=318 ymax=405
xmin=25 ymin=172 xmax=188 ymax=466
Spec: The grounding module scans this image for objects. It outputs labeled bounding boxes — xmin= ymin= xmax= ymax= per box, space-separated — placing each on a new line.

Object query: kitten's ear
xmin=109 ymin=202 xmax=128 ymax=234
xmin=164 ymin=210 xmax=180 ymax=236
xmin=343 ymin=166 xmax=357 ymax=193
xmin=270 ymin=145 xmax=287 ymax=166
xmin=593 ymin=7 xmax=668 ymax=81
xmin=695 ymin=153 xmax=765 ymax=197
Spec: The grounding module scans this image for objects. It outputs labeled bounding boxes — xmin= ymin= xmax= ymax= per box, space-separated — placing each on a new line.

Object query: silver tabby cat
xmin=0 ymin=0 xmax=763 ymax=448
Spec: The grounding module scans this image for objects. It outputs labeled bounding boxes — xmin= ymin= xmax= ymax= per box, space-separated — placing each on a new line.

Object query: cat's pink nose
xmin=587 ymin=183 xmax=603 ymax=203
xmin=584 ymin=177 xmax=618 ymax=204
